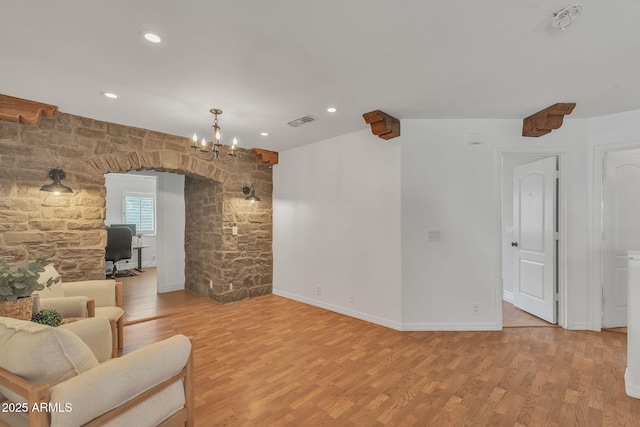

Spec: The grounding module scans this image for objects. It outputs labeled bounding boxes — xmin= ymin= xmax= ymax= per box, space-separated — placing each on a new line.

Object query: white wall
xmin=105 ymin=171 xmax=185 ymax=293
xmin=273 ymin=109 xmax=640 ymax=331
xmin=273 ymin=129 xmax=402 ymax=329
xmin=154 ymin=172 xmax=186 ymax=293
xmin=274 ymin=115 xmax=597 ymax=331
xmin=400 ymin=119 xmax=589 ymax=330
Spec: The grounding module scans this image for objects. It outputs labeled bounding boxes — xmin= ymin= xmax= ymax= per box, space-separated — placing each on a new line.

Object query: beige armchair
xmin=0 ymin=316 xmax=193 ymax=427
xmin=35 ymin=265 xmax=125 ymax=358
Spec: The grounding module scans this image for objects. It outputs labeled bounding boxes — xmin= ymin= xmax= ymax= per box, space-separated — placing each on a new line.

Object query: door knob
xmin=511 ymin=242 xmax=518 ymax=247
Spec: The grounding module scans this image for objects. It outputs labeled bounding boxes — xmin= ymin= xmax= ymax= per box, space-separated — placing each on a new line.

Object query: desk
xmin=132 ymin=245 xmax=149 ymax=272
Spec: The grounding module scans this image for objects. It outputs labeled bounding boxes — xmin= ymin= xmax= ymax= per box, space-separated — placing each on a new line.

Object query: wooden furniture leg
xmin=109 ymin=319 xmax=117 ymax=358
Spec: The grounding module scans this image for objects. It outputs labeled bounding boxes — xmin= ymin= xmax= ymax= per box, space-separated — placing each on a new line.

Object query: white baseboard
xmin=626 ymin=368 xmax=640 ymax=398
xmin=159 ymin=284 xmax=184 ymax=293
xmin=503 ymin=290 xmax=514 ymax=304
xmin=273 ymin=289 xmax=402 ymax=331
xmin=566 ymin=321 xmax=589 ymax=330
xmin=400 ymin=322 xmax=501 ymax=331
xmin=273 ymin=289 xmax=500 ymax=331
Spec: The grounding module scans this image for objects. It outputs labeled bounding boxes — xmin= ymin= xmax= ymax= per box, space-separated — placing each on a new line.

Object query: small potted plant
xmin=31 ymin=308 xmax=63 ymax=327
xmin=0 ymin=257 xmax=60 ymax=320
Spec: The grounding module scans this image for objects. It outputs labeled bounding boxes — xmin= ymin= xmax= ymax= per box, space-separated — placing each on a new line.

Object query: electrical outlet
xmin=230 ymin=283 xmax=233 ymax=291
xmin=316 ymin=286 xmax=321 ymax=296
xmin=472 ymin=303 xmax=479 ymax=315
xmin=348 ymin=293 xmax=355 ymax=304
xmin=208 ymin=280 xmax=213 ymax=290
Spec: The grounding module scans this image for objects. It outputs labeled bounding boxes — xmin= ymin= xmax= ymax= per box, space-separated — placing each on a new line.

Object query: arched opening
xmin=0 ymin=111 xmax=272 ymax=305
xmin=93 ymin=152 xmax=271 ymax=304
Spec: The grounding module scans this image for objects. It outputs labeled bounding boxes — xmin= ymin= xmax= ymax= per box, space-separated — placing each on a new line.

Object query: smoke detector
xmin=552 ymin=4 xmax=582 ymax=30
xmin=286 ymin=115 xmax=316 ymax=127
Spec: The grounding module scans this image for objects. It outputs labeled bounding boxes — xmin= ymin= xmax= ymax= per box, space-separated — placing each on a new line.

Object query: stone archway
xmin=0 ymin=110 xmax=273 ymax=304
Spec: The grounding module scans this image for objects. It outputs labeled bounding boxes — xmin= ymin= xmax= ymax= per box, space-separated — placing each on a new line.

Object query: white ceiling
xmin=2 ymin=1 xmax=640 ymax=152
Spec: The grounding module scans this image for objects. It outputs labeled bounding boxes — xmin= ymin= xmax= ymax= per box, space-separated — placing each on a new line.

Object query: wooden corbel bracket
xmin=251 ymin=148 xmax=279 ymax=165
xmin=363 ymin=110 xmax=400 ymax=140
xmin=0 ymin=94 xmax=58 ymax=124
xmin=522 ymin=103 xmax=576 ymax=137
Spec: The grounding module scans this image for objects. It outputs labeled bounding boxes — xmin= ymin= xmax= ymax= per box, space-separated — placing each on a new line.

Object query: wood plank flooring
xmin=120 ymin=268 xmax=210 ymax=324
xmin=119 ymin=271 xmax=640 ymax=426
xmin=502 ymin=301 xmax=556 ymax=328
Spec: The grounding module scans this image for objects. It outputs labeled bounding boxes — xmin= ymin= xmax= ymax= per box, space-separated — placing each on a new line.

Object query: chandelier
xmin=190 ymin=109 xmax=238 ymax=163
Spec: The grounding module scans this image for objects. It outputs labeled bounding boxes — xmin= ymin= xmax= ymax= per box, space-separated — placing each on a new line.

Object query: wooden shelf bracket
xmin=363 ymin=110 xmax=400 ymax=140
xmin=251 ymin=148 xmax=279 ymax=165
xmin=0 ymin=94 xmax=58 ymax=124
xmin=522 ymin=103 xmax=576 ymax=137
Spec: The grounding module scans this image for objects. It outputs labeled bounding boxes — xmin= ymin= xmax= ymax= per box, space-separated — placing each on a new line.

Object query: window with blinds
xmin=123 ymin=192 xmax=156 ymax=234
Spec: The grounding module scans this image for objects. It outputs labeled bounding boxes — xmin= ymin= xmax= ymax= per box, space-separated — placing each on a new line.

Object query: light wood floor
xmin=119 ymin=270 xmax=640 ymax=426
xmin=121 ymin=270 xmax=556 ymax=328
xmin=502 ymin=301 xmax=556 ymax=328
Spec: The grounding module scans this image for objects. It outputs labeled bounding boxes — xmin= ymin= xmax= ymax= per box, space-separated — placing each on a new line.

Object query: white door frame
xmin=590 ymin=140 xmax=640 ymax=331
xmin=498 ymin=148 xmax=568 ymax=329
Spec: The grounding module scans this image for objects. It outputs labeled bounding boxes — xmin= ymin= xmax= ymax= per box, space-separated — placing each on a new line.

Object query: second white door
xmin=602 ymin=150 xmax=640 ymax=328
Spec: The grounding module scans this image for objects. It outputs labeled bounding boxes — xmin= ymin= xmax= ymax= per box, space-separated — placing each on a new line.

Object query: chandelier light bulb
xmin=201 ymin=137 xmax=206 ymax=147
xmin=215 ymin=130 xmax=221 ymax=141
xmin=192 ymin=133 xmax=197 ymax=142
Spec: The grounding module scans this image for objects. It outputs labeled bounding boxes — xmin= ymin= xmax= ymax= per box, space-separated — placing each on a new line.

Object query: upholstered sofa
xmin=34 ymin=264 xmax=125 ymax=358
xmin=0 ymin=316 xmax=193 ymax=426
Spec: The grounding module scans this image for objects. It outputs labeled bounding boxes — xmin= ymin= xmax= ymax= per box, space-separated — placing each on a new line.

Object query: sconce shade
xmin=40 ymin=168 xmax=73 ymax=194
xmin=243 ymin=185 xmax=261 ymax=203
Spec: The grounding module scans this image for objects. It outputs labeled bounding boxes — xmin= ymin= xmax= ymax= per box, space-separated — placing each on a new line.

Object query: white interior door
xmin=602 ymin=150 xmax=640 ymax=328
xmin=512 ymin=157 xmax=557 ymax=323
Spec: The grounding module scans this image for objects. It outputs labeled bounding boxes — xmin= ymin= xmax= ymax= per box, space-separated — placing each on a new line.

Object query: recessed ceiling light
xmin=143 ymin=32 xmax=162 ymax=43
xmin=327 ymin=107 xmax=337 ymax=113
xmin=100 ymin=91 xmax=119 ymax=99
xmin=260 ymin=132 xmax=269 ymax=136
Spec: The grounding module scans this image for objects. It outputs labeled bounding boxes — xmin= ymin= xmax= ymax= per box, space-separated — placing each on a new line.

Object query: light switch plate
xmin=427 ymin=229 xmax=441 ymax=240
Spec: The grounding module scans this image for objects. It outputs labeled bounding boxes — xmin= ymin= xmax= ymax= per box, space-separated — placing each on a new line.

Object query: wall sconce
xmin=40 ymin=168 xmax=73 ymax=195
xmin=242 ymin=185 xmax=261 ymax=203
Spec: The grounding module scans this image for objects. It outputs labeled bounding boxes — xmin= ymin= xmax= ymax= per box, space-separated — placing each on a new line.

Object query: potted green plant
xmin=0 ymin=258 xmax=60 ymax=320
xmin=31 ymin=308 xmax=63 ymax=327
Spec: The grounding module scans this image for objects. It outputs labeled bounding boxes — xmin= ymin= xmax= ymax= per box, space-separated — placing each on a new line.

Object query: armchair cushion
xmin=0 ymin=317 xmax=99 ymax=403
xmin=39 ymin=296 xmax=90 ymax=318
xmin=49 ymin=334 xmax=191 ymax=426
xmin=58 ymin=317 xmax=113 ymax=363
xmin=63 ymin=280 xmax=118 ymax=306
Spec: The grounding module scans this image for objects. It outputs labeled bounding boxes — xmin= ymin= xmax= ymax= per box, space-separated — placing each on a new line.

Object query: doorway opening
xmin=500 ymin=152 xmax=567 ymax=329
xmin=105 ymin=170 xmax=186 ymax=322
xmin=600 ymin=148 xmax=640 ymax=329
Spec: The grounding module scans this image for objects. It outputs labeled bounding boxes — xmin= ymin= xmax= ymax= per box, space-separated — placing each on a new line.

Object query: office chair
xmin=105 ymin=226 xmax=134 ymax=278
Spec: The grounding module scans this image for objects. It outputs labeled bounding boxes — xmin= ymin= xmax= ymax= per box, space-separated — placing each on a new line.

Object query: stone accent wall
xmin=0 ymin=111 xmax=272 ymax=303
xmin=184 ymin=176 xmax=222 ymax=299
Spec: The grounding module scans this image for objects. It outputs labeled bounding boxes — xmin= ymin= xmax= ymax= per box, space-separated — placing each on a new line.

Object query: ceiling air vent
xmin=286 ymin=115 xmax=316 ymax=127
